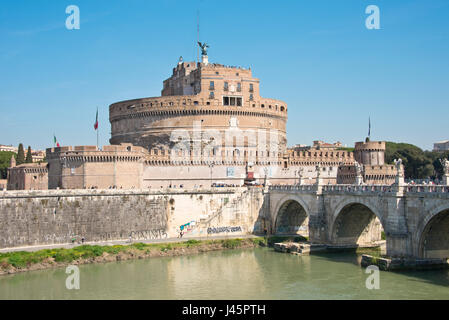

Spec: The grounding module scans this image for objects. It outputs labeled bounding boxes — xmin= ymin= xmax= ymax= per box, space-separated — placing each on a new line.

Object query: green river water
xmin=1 ymin=247 xmax=449 ymax=299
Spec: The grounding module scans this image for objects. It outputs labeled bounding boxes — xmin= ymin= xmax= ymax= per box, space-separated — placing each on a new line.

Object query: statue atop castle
xmin=198 ymin=42 xmax=209 ymax=65
xmin=198 ymin=42 xmax=209 ymax=56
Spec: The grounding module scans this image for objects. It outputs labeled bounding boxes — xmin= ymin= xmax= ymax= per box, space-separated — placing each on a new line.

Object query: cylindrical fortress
xmin=354 ymin=140 xmax=386 ymax=166
xmin=109 ymin=60 xmax=288 ymax=153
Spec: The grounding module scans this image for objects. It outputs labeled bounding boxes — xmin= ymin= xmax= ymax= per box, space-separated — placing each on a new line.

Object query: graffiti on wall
xmin=180 ymin=221 xmax=199 ymax=235
xmin=129 ymin=229 xmax=168 ymax=240
xmin=207 ymin=226 xmax=242 ymax=235
xmin=98 ymin=229 xmax=168 ymax=241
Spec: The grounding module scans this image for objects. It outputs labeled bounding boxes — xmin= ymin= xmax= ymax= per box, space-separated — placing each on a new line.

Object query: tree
xmin=385 ymin=142 xmax=449 ymax=180
xmin=16 ymin=143 xmax=25 ymax=165
xmin=25 ymin=146 xmax=33 ymax=163
xmin=0 ymin=151 xmax=16 ymax=179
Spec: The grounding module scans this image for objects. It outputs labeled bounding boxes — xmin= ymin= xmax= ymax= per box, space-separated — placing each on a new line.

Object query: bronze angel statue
xmin=198 ymin=42 xmax=209 ymax=56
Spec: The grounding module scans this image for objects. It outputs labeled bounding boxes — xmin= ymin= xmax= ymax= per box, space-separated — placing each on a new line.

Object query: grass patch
xmin=356 ymin=246 xmax=382 ymax=257
xmin=221 ymin=239 xmax=243 ymax=249
xmin=0 ymin=238 xmax=261 ymax=271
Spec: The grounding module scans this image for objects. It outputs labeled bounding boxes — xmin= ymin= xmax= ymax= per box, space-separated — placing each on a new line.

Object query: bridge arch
xmin=330 ymin=198 xmax=385 ymax=246
xmin=272 ymin=194 xmax=310 ymax=237
xmin=417 ymin=204 xmax=449 ymax=259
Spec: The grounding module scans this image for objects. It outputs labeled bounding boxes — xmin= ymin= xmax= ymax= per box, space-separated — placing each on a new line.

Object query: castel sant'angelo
xmin=7 ymin=44 xmax=397 ymax=190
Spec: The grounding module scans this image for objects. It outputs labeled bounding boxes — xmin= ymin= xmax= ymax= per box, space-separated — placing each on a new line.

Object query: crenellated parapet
xmin=46 ymin=144 xmax=148 ymax=164
xmin=287 ymin=149 xmax=354 ymax=167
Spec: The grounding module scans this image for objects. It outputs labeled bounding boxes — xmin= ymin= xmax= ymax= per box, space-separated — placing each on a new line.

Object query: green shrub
xmin=221 ymin=239 xmax=242 ymax=249
xmin=185 ymin=239 xmax=201 ymax=247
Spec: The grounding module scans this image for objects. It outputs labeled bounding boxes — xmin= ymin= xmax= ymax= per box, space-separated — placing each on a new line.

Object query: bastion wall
xmin=0 ymin=188 xmax=265 ymax=249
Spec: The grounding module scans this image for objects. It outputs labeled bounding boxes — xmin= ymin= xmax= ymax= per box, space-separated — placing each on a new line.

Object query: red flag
xmin=94 ymin=108 xmax=99 ymax=130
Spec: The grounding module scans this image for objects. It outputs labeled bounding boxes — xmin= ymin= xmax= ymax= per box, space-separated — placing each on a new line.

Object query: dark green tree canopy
xmin=25 ymin=146 xmax=33 ymax=163
xmin=0 ymin=151 xmax=16 ymax=179
xmin=385 ymin=142 xmax=449 ymax=180
xmin=16 ymin=143 xmax=25 ymax=165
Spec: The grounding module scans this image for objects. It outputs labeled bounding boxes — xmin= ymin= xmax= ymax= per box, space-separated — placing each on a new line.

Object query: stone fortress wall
xmin=7 ymin=155 xmax=48 ymax=191
xmin=338 ymin=139 xmax=396 ymax=185
xmin=46 ymin=144 xmax=147 ymax=190
xmin=0 ymin=188 xmax=264 ymax=249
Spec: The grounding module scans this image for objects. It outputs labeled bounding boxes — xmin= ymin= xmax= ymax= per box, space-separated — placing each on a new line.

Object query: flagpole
xmin=95 ymin=107 xmax=99 ymax=150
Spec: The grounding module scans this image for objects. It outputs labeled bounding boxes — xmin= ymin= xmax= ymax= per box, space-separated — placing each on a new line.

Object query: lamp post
xmin=263 ymin=167 xmax=269 ymax=186
xmin=209 ymin=163 xmax=214 ymax=188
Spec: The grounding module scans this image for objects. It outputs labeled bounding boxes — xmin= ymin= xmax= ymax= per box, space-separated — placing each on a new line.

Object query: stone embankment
xmin=361 ymin=254 xmax=449 ymax=271
xmin=273 ymin=242 xmax=326 ymax=255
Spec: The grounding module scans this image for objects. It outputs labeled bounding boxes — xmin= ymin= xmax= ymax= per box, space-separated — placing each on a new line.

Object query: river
xmin=1 ymin=248 xmax=448 ymax=299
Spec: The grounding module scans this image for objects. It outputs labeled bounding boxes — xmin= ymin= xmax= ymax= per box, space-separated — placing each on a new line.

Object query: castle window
xmin=261 ymin=104 xmax=265 ymax=108
xmin=250 ymin=94 xmax=254 ymax=101
xmin=280 ymin=106 xmax=285 ymax=111
xmin=194 ymin=101 xmax=199 ymax=105
xmin=223 ymin=96 xmax=242 ymax=106
xmin=209 ymin=91 xmax=215 ymax=99
xmin=215 ymin=72 xmax=219 ymax=75
xmin=209 ymin=81 xmax=215 ymax=90
xmin=237 ymin=83 xmax=241 ymax=92
xmin=224 ymin=82 xmax=229 ymax=91
xmin=236 ymin=73 xmax=239 ymax=76
xmin=249 ymin=84 xmax=254 ymax=92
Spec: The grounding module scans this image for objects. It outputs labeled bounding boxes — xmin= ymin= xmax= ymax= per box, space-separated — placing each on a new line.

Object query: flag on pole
xmin=368 ymin=117 xmax=371 ymax=138
xmin=54 ymin=134 xmax=60 ymax=147
xmin=94 ymin=108 xmax=99 ymax=130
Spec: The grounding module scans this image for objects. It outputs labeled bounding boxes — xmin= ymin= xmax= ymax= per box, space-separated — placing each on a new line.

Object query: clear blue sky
xmin=1 ymin=0 xmax=448 ymax=151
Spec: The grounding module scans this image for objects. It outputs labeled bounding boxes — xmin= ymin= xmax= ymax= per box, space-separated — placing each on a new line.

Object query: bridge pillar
xmin=384 ymin=196 xmax=413 ymax=257
xmin=386 ymin=233 xmax=412 ymax=257
xmin=307 ymin=192 xmax=328 ymax=244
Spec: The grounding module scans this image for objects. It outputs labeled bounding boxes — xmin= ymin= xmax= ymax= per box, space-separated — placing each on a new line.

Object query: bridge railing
xmin=322 ymin=184 xmax=393 ymax=193
xmin=269 ymin=184 xmax=449 ymax=195
xmin=268 ymin=185 xmax=316 ymax=192
xmin=405 ymin=185 xmax=449 ymax=193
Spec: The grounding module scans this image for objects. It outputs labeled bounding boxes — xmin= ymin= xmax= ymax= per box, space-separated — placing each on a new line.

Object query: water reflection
xmin=0 ymin=248 xmax=449 ymax=300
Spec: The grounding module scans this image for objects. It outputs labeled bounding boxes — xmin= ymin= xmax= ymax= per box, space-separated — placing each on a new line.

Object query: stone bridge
xmin=266 ymin=184 xmax=449 ymax=259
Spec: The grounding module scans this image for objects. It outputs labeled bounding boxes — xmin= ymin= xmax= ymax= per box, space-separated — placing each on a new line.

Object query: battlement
xmin=355 ymin=141 xmax=386 ymax=151
xmin=46 ymin=144 xmax=148 ymax=164
xmin=287 ymin=149 xmax=354 ymax=165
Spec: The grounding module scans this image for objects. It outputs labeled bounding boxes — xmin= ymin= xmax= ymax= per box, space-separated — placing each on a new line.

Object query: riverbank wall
xmin=0 ymin=188 xmax=265 ymax=249
xmin=361 ymin=254 xmax=449 ymax=271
